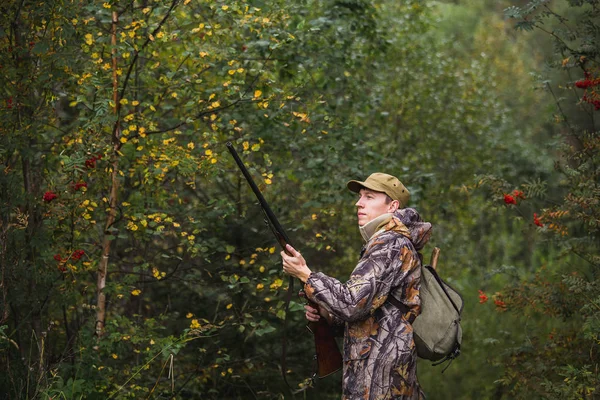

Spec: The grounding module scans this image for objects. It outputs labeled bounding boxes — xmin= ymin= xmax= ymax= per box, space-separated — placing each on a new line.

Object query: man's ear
xmin=389 ymin=200 xmax=400 ymax=213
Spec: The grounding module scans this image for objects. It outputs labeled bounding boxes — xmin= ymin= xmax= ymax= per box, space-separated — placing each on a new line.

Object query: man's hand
xmin=281 ymin=244 xmax=312 ymax=283
xmin=305 ymin=304 xmax=321 ymax=322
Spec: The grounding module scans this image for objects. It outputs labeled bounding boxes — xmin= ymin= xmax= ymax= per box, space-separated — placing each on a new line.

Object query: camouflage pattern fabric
xmin=305 ymin=208 xmax=432 ymax=399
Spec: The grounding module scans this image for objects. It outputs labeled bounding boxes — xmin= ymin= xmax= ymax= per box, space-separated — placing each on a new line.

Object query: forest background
xmin=1 ymin=0 xmax=598 ymax=399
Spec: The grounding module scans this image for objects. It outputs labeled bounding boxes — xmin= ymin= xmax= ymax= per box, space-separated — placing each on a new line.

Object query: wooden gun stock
xmin=307 ymin=318 xmax=343 ymax=378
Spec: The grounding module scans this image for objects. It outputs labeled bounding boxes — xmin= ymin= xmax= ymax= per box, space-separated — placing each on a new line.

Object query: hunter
xmin=281 ymin=172 xmax=431 ymax=399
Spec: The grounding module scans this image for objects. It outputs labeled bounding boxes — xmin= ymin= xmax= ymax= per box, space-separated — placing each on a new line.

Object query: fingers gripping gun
xmin=226 ymin=143 xmax=342 ymax=382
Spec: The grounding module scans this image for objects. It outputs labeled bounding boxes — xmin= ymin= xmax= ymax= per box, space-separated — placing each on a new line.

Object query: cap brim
xmin=347 ymin=180 xmax=365 ymax=193
xmin=347 ymin=179 xmax=390 ymax=195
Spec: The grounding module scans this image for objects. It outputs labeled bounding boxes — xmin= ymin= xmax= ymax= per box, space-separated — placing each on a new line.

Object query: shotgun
xmin=226 ymin=142 xmax=342 ymax=381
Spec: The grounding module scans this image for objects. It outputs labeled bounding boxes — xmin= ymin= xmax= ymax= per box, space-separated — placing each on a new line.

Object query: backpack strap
xmin=423 ymin=265 xmax=462 ymax=315
xmin=386 ymin=295 xmax=416 ymax=324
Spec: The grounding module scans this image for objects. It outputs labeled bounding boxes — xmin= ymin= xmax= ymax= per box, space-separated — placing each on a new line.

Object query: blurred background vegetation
xmin=0 ymin=0 xmax=598 ymax=398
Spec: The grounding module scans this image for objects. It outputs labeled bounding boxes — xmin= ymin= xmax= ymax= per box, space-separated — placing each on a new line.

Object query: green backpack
xmin=389 ymin=249 xmax=463 ymax=370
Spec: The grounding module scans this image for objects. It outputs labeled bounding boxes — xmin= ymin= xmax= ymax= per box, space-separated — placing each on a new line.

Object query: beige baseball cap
xmin=347 ymin=172 xmax=410 ymax=208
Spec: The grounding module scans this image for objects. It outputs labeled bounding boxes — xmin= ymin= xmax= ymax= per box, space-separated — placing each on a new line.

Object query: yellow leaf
xmin=186 ymin=313 xmax=193 ymax=318
xmin=131 ymin=289 xmax=141 ymax=296
xmin=253 ymin=90 xmax=262 ymax=99
xmin=226 ymin=303 xmax=233 ymax=310
xmin=270 ymin=278 xmax=283 ymax=290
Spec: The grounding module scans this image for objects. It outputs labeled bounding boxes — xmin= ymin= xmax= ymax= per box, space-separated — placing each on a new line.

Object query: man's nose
xmin=355 ymin=198 xmax=363 ymax=207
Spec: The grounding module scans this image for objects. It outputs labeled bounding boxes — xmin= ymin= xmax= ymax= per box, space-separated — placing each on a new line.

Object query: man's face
xmin=355 ymin=188 xmax=397 ymax=226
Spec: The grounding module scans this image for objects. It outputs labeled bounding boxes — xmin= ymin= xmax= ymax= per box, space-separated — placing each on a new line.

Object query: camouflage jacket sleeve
xmin=304 ymin=232 xmax=419 ymax=323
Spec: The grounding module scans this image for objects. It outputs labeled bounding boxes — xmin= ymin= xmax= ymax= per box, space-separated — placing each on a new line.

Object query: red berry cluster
xmin=533 ymin=213 xmax=543 ymax=227
xmin=494 ymin=298 xmax=506 ymax=310
xmin=504 ymin=194 xmax=517 ymax=205
xmin=503 ymin=189 xmax=525 ymax=205
xmin=53 ymin=249 xmax=85 ymax=272
xmin=478 ymin=290 xmax=488 ymax=304
xmin=72 ymin=181 xmax=88 ymax=191
xmin=85 ymin=154 xmax=103 ymax=169
xmin=71 ymin=249 xmax=85 ymax=260
xmin=575 ymin=71 xmax=600 ymax=110
xmin=43 ymin=191 xmax=58 ymax=202
xmin=53 ymin=253 xmax=67 ymax=272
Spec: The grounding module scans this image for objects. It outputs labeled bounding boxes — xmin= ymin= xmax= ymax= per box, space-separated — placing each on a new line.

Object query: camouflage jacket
xmin=305 ymin=208 xmax=432 ymax=400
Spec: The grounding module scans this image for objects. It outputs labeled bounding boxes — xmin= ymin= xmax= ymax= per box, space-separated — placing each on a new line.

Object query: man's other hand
xmin=305 ymin=304 xmax=321 ymax=322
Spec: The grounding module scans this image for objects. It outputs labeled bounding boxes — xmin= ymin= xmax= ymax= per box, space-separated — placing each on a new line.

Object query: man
xmin=281 ymin=172 xmax=431 ymax=400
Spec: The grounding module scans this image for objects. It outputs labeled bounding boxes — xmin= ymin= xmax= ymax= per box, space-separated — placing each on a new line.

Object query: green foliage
xmin=1 ymin=0 xmax=596 ymax=398
xmin=467 ymin=1 xmax=600 ymax=398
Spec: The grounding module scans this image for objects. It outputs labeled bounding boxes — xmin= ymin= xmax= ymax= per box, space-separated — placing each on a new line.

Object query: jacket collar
xmin=359 ymin=213 xmax=393 ymax=242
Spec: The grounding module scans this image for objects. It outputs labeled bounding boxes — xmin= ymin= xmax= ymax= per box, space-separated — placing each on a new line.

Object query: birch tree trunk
xmin=95 ymin=10 xmax=121 ymax=338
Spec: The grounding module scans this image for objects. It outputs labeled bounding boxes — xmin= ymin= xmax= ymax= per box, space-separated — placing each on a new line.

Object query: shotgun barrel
xmin=226 ymin=142 xmax=342 ymax=380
